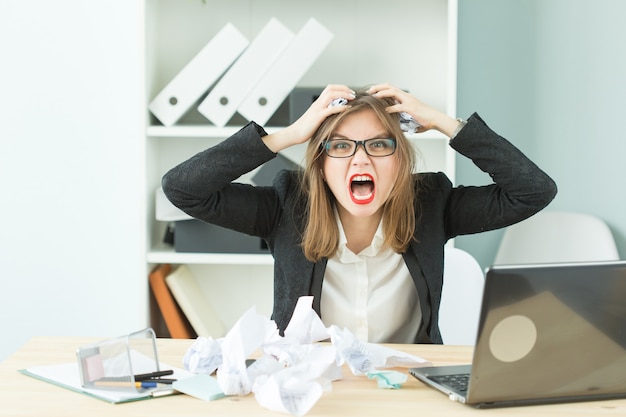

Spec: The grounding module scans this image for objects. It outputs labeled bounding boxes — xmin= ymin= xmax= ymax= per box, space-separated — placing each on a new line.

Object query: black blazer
xmin=162 ymin=113 xmax=557 ymax=344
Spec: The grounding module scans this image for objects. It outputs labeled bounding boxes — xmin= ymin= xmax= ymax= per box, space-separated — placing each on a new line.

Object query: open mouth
xmin=349 ymin=174 xmax=375 ymax=204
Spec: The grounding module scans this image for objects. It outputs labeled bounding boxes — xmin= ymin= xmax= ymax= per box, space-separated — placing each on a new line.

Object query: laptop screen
xmin=467 ymin=261 xmax=626 ymax=405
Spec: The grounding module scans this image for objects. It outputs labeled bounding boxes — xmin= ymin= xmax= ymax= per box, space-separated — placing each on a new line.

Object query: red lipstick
xmin=349 ymin=173 xmax=375 ymax=205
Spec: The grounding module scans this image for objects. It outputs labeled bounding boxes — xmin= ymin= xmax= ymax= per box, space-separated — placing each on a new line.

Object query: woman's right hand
xmin=262 ymin=84 xmax=355 ymax=153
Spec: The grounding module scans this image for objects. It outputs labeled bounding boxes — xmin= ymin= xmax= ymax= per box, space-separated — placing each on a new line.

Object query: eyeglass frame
xmin=322 ymin=137 xmax=398 ymax=158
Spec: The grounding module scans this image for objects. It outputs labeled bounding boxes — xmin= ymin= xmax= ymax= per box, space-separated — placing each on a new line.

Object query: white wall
xmin=0 ymin=1 xmax=146 ymax=360
xmin=456 ymin=0 xmax=626 ymax=269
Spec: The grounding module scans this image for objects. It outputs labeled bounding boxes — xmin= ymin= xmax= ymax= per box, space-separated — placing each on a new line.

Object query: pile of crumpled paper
xmin=181 ymin=296 xmax=431 ymax=416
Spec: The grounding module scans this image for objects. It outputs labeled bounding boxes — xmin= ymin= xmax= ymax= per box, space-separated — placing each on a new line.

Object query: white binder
xmin=148 ymin=23 xmax=249 ymax=127
xmin=237 ymin=18 xmax=334 ymax=126
xmin=197 ymin=18 xmax=294 ymax=127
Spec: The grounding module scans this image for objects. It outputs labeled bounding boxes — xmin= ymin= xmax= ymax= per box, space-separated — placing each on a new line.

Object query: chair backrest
xmin=494 ymin=211 xmax=619 ymax=265
xmin=439 ymin=247 xmax=484 ymax=345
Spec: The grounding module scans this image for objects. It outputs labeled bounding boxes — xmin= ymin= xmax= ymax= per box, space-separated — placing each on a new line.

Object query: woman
xmin=162 ymin=84 xmax=557 ymax=344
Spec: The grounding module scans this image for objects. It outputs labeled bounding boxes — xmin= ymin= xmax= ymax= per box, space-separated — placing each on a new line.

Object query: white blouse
xmin=320 ymin=214 xmax=422 ymax=343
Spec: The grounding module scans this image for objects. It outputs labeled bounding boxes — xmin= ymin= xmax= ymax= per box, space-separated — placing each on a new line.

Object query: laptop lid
xmin=413 ymin=261 xmax=626 ymax=407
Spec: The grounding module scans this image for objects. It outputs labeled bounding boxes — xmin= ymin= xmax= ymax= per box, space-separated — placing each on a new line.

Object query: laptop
xmin=410 ymin=261 xmax=626 ymax=408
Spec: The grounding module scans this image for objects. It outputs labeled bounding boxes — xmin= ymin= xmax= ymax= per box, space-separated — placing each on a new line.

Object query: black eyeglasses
xmin=323 ymin=138 xmax=397 ymax=158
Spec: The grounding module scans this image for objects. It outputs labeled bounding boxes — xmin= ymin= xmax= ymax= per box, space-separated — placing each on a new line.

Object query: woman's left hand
xmin=368 ymin=83 xmax=460 ymax=136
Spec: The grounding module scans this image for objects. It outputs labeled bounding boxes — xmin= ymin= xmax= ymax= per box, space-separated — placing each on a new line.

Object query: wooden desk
xmin=1 ymin=336 xmax=625 ymax=416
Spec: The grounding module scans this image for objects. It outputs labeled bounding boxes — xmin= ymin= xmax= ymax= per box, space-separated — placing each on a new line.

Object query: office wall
xmin=455 ymin=0 xmax=626 ymax=269
xmin=0 ymin=1 xmax=145 ymax=361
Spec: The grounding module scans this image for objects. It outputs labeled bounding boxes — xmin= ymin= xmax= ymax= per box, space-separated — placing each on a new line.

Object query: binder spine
xmin=237 ymin=18 xmax=334 ymax=126
xmin=198 ymin=18 xmax=295 ymax=128
xmin=148 ymin=23 xmax=249 ymax=127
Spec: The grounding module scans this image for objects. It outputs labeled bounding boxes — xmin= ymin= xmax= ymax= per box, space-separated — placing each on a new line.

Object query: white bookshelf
xmin=147 ymin=243 xmax=274 ymax=265
xmin=144 ymin=0 xmax=458 ymax=332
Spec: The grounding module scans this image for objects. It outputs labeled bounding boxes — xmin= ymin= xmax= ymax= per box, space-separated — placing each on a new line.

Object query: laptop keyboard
xmin=431 ymin=373 xmax=470 ymax=395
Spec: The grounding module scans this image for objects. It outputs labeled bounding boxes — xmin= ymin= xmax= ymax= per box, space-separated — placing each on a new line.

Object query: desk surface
xmin=1 ymin=336 xmax=625 ymax=416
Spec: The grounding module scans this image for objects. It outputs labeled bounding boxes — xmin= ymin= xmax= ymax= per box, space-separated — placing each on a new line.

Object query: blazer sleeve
xmin=160 ymin=122 xmax=284 ymax=238
xmin=442 ymin=113 xmax=557 ymax=239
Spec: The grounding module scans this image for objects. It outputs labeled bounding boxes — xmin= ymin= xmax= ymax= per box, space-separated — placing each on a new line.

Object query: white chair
xmin=494 ymin=211 xmax=619 ymax=265
xmin=439 ymin=247 xmax=485 ymax=345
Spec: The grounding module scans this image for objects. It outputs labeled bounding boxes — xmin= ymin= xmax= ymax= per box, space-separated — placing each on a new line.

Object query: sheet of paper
xmin=283 ymin=296 xmax=329 ymax=343
xmin=366 ymin=343 xmax=433 ymax=368
xmin=217 ymin=307 xmax=279 ymax=395
xmin=328 ymin=325 xmax=432 ymax=375
xmin=183 ymin=336 xmax=223 ymax=374
xmin=254 ymin=375 xmax=324 ymax=417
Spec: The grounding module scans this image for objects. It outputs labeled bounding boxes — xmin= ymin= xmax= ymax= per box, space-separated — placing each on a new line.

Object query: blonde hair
xmin=299 ymin=90 xmax=418 ymax=262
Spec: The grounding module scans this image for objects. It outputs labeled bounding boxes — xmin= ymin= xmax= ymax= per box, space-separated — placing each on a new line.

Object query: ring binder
xmin=237 ymin=18 xmax=334 ymax=126
xmin=148 ymin=23 xmax=249 ymax=127
xmin=198 ymin=18 xmax=295 ymax=127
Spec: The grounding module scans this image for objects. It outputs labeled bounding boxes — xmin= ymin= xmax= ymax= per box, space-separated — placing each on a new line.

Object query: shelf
xmin=147 ymin=125 xmax=280 ymax=138
xmin=146 ymin=124 xmax=449 ymax=141
xmin=147 ymin=244 xmax=274 ymax=265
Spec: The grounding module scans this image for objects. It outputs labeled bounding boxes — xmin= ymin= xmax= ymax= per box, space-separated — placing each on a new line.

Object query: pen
xmin=136 ymin=381 xmax=172 ymax=388
xmin=145 ymin=378 xmax=176 ymax=384
xmin=134 ymin=369 xmax=174 ymax=381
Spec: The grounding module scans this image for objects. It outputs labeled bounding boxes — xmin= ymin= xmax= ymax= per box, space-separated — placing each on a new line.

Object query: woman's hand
xmin=262 ymin=84 xmax=355 ymax=153
xmin=367 ymin=83 xmax=461 ymax=137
